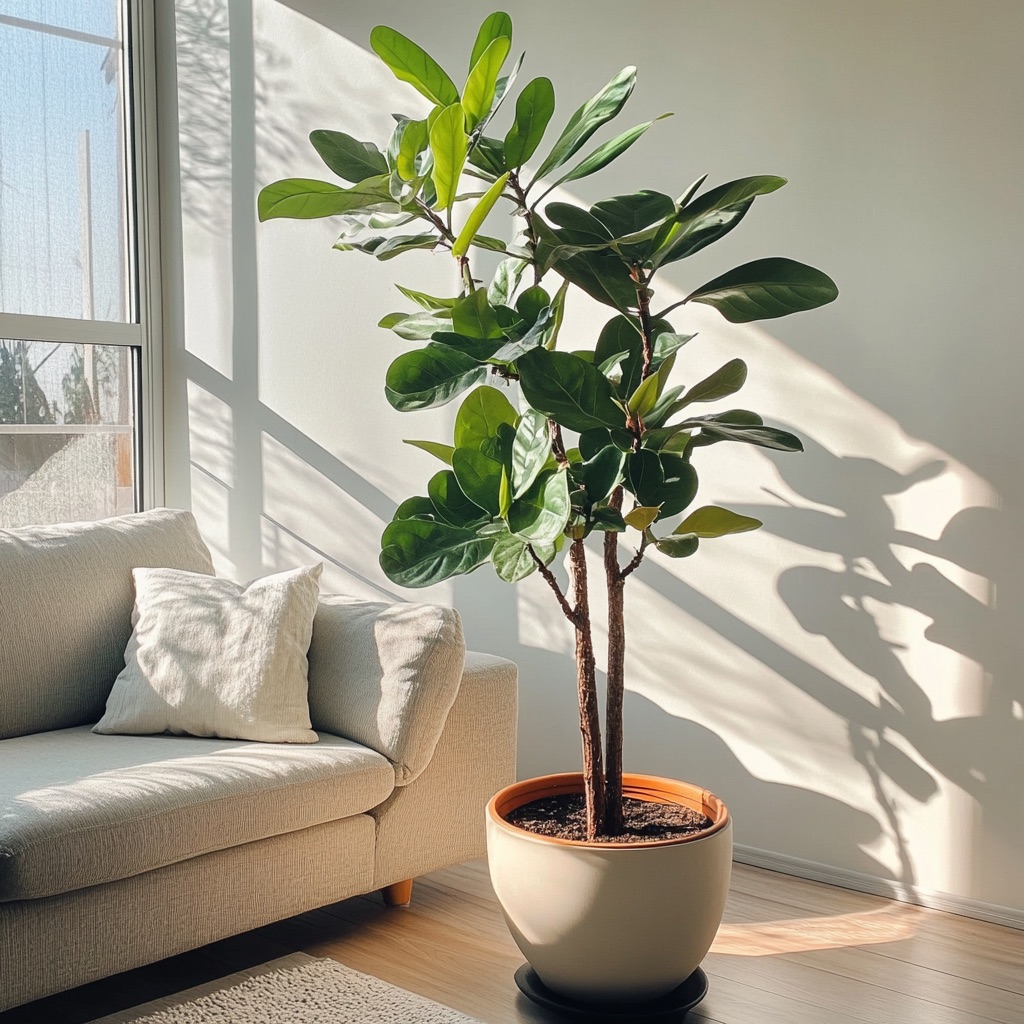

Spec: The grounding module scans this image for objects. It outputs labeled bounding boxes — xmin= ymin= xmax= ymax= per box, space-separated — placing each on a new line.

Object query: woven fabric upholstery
xmin=307 ymin=596 xmax=466 ymax=784
xmin=0 ymin=726 xmax=393 ymax=901
xmin=0 ymin=816 xmax=376 ymax=1012
xmin=0 ymin=509 xmax=215 ymax=740
xmin=372 ymin=651 xmax=518 ymax=888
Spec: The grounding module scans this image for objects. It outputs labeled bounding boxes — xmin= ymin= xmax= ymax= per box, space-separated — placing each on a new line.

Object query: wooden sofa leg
xmin=381 ymin=878 xmax=414 ymax=906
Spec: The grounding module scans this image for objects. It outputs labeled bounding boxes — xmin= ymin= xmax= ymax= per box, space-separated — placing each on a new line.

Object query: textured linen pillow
xmin=94 ymin=564 xmax=323 ymax=743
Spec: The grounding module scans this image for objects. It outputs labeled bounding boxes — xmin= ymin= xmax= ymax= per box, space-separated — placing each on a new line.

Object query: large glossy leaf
xmin=656 ymin=454 xmax=699 ymax=516
xmin=430 ymin=103 xmax=469 ymax=214
xmin=579 ymin=426 xmax=634 ymax=461
xmin=491 ymin=529 xmax=539 ymax=582
xmin=533 ymin=66 xmax=637 ymax=181
xmin=309 ymin=130 xmax=388 ymax=184
xmin=429 ymin=332 xmax=506 ymax=361
xmin=395 ymin=118 xmax=430 ymax=180
xmin=488 ymin=304 xmax=556 ymax=363
xmin=427 ymin=469 xmax=486 ymax=525
xmin=463 ymin=37 xmax=511 ymax=130
xmin=452 ymin=288 xmax=504 ymax=339
xmin=508 ymin=469 xmax=571 ymax=543
xmin=379 ymin=310 xmax=450 ymax=340
xmin=488 ymin=257 xmax=527 ymax=306
xmin=403 ymin=439 xmax=455 ymax=464
xmin=626 ymin=449 xmax=663 ymax=505
xmin=539 ymin=116 xmax=670 ymax=198
xmin=517 ymin=348 xmax=623 ymax=432
xmin=652 ymin=175 xmax=786 ymax=268
xmin=511 ymin=408 xmax=550 ymax=498
xmin=452 ymin=173 xmax=510 ymax=257
xmin=590 ymin=190 xmax=676 ymax=247
xmin=654 ymin=534 xmax=699 ymax=558
xmin=504 ymin=77 xmax=556 ymax=169
xmin=579 ymin=445 xmax=625 ymax=505
xmin=395 ymin=284 xmax=459 ymax=311
xmin=454 ymin=386 xmax=519 ymax=450
xmin=544 ymin=243 xmax=638 ymax=310
xmin=624 ymin=505 xmax=660 ymax=531
xmin=380 ymin=518 xmax=493 ymax=587
xmin=467 ymin=135 xmax=506 ymax=176
xmin=394 ymin=495 xmax=436 ymax=521
xmin=370 ymin=25 xmax=459 ymax=106
xmin=544 ymin=203 xmax=612 ymax=245
xmin=595 ymin=315 xmax=643 ymax=398
xmin=470 ymin=11 xmax=513 ymax=70
xmin=258 ymin=176 xmax=398 ymax=221
xmin=676 ymin=505 xmax=762 ymax=538
xmin=685 ymin=258 xmax=839 ymax=323
xmin=385 ymin=344 xmax=486 ymax=411
xmin=452 ymin=447 xmax=504 ymax=516
xmin=687 ymin=418 xmax=803 ymax=451
xmin=679 ymin=358 xmax=747 ymax=407
xmin=336 ymin=233 xmax=439 ymax=260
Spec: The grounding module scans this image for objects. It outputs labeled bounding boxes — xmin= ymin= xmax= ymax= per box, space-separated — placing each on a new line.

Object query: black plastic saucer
xmin=514 ymin=965 xmax=708 ymax=1018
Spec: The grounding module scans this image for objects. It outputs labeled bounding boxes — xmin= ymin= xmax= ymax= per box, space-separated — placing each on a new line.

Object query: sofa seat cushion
xmin=0 ymin=726 xmax=395 ymax=901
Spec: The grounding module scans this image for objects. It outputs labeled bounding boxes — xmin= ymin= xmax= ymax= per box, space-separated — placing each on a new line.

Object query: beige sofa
xmin=0 ymin=509 xmax=517 ymax=1011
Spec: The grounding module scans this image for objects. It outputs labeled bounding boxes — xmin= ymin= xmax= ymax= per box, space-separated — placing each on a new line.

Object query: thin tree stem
xmin=549 ymin=420 xmax=569 ymax=467
xmin=509 ymin=171 xmax=542 ymax=286
xmin=620 ymin=534 xmax=650 ymax=581
xmin=603 ymin=487 xmax=626 ymax=835
xmin=528 ymin=545 xmax=576 ymax=623
xmin=569 ymin=538 xmax=606 ymax=839
xmin=632 ymin=266 xmax=656 ymax=382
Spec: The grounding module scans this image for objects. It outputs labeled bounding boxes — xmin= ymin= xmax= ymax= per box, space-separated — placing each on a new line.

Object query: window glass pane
xmin=0 ymin=3 xmax=129 ymax=321
xmin=0 ymin=340 xmax=135 ymax=526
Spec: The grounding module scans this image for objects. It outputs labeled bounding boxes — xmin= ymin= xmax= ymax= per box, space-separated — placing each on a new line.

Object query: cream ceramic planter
xmin=486 ymin=773 xmax=732 ymax=1004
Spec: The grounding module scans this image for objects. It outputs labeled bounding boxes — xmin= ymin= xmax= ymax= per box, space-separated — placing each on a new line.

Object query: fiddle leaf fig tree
xmin=259 ymin=12 xmax=837 ymax=840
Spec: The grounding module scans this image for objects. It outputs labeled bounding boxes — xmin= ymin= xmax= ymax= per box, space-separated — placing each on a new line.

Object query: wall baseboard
xmin=733 ymin=843 xmax=1024 ymax=932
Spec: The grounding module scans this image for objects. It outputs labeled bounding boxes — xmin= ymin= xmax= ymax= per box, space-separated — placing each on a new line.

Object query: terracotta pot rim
xmin=487 ymin=772 xmax=731 ymax=849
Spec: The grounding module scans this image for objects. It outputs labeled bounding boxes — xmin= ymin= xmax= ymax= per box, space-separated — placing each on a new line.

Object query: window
xmin=0 ymin=1 xmax=160 ymax=527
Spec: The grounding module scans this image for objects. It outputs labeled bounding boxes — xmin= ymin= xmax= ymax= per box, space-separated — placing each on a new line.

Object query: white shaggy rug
xmin=93 ymin=954 xmax=482 ymax=1023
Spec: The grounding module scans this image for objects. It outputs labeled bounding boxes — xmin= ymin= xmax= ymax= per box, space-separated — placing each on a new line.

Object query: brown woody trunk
xmin=603 ymin=489 xmax=626 ymax=835
xmin=568 ymin=537 xmax=605 ymax=839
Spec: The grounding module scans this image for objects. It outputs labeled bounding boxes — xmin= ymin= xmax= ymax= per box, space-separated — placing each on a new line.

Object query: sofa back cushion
xmin=306 ymin=596 xmax=465 ymax=785
xmin=0 ymin=509 xmax=215 ymax=739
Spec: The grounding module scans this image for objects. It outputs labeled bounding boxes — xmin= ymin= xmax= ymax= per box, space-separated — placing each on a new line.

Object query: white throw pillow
xmin=94 ymin=564 xmax=323 ymax=743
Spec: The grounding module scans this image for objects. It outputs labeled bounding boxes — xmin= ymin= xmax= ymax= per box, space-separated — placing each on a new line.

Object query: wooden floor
xmin=3 ymin=860 xmax=1022 ymax=1023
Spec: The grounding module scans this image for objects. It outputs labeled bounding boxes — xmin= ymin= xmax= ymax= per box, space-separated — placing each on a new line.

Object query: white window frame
xmin=0 ymin=0 xmax=164 ymax=510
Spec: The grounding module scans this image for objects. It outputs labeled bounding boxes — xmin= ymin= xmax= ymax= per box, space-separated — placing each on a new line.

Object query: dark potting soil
xmin=506 ymin=793 xmax=713 ymax=843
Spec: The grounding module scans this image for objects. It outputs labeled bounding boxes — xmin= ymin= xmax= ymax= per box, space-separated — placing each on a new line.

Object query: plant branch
xmin=508 ymin=170 xmax=542 ymax=286
xmin=415 ymin=198 xmax=455 ymax=244
xmin=631 ymin=265 xmax=655 ymax=381
xmin=620 ymin=533 xmax=650 ymax=581
xmin=549 ymin=420 xmax=569 ymax=467
xmin=528 ymin=544 xmax=577 ymax=623
xmin=603 ymin=487 xmax=626 ymax=836
xmin=653 ymin=297 xmax=689 ymax=320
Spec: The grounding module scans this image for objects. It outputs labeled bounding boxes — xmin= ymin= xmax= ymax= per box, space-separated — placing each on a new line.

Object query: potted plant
xmin=259 ymin=10 xmax=836 ymax=1010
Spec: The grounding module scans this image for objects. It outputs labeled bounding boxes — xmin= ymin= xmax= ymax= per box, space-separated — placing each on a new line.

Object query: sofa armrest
xmin=306 ymin=595 xmax=465 ymax=784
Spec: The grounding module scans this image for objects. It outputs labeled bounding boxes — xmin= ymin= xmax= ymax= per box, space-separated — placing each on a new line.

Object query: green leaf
xmin=464 ymin=37 xmax=511 ymax=130
xmin=687 ymin=419 xmax=803 ymax=452
xmin=394 ymin=496 xmax=436 ymax=521
xmin=452 ymin=287 xmax=504 ymax=339
xmin=488 ymin=257 xmax=527 ymax=306
xmin=654 ymin=534 xmax=699 ymax=558
xmin=685 ymin=258 xmax=839 ymax=323
xmin=380 ymin=518 xmax=494 ymax=587
xmin=652 ymin=330 xmax=695 ymax=367
xmin=258 ymin=176 xmax=399 ymax=221
xmin=589 ymin=506 xmax=627 ymax=532
xmin=395 ymin=118 xmax=430 ymax=180
xmin=624 ymin=505 xmax=660 ymax=531
xmin=676 ymin=505 xmax=762 ymax=538
xmin=515 ymin=285 xmax=550 ymax=325
xmin=545 ymin=203 xmax=613 ymax=245
xmin=533 ymin=66 xmax=637 ymax=181
xmin=309 ymin=130 xmax=389 ymax=184
xmin=403 ymin=439 xmax=455 ymax=464
xmin=499 ymin=467 xmax=512 ymax=518
xmin=430 ymin=103 xmax=470 ymax=214
xmin=656 ymin=454 xmax=699 ymax=516
xmin=379 ymin=310 xmax=451 ymax=340
xmin=504 ymin=77 xmax=556 ymax=168
xmin=385 ymin=344 xmax=486 ymax=411
xmin=454 ymin=386 xmax=519 ymax=450
xmin=590 ymin=190 xmax=676 ymax=241
xmin=517 ymin=348 xmax=623 ymax=433
xmin=395 ymin=284 xmax=459 ymax=311
xmin=427 ymin=469 xmax=486 ymax=526
xmin=680 ymin=358 xmax=748 ymax=407
xmin=452 ymin=172 xmax=510 ymax=257
xmin=508 ymin=469 xmax=571 ymax=543
xmin=338 ymin=233 xmax=439 ymax=260
xmin=579 ymin=427 xmax=634 ymax=461
xmin=370 ymin=25 xmax=459 ymax=107
xmin=594 ymin=315 xmax=643 ymax=398
xmin=512 ymin=408 xmax=552 ymax=498
xmin=470 ymin=11 xmax=513 ymax=71
xmin=579 ymin=445 xmax=625 ymax=505
xmin=468 ymin=135 xmax=506 ymax=176
xmin=626 ymin=368 xmax=663 ymax=418
xmin=452 ymin=447 xmax=505 ymax=516
xmin=626 ymin=449 xmax=663 ymax=505
xmin=542 ymin=116 xmax=670 ymax=195
xmin=491 ymin=530 xmax=538 ymax=583
xmin=652 ymin=175 xmax=786 ymax=268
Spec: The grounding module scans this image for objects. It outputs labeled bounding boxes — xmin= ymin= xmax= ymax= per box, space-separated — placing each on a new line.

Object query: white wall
xmin=158 ymin=0 xmax=1024 ymax=920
